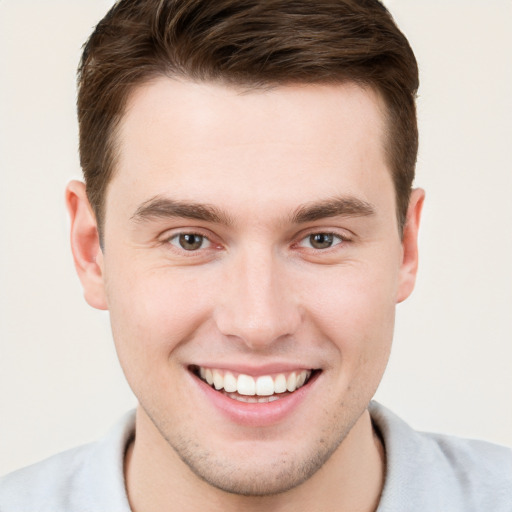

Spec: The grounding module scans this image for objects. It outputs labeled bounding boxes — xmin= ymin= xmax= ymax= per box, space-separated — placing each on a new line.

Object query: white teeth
xmin=237 ymin=374 xmax=256 ymax=396
xmin=296 ymin=371 xmax=306 ymax=388
xmin=227 ymin=393 xmax=282 ymax=403
xmin=256 ymin=375 xmax=274 ymax=396
xmin=197 ymin=367 xmax=312 ymax=397
xmin=213 ymin=369 xmax=223 ymax=390
xmin=224 ymin=372 xmax=237 ymax=392
xmin=287 ymin=372 xmax=297 ymax=392
xmin=274 ymin=374 xmax=287 ymax=393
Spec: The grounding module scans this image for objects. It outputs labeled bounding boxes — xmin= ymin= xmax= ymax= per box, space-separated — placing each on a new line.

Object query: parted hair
xmin=78 ymin=0 xmax=419 ymax=236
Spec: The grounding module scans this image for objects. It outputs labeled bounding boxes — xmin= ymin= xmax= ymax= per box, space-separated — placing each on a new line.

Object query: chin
xmin=159 ymin=411 xmax=353 ymax=497
xmin=173 ymin=441 xmax=334 ymax=497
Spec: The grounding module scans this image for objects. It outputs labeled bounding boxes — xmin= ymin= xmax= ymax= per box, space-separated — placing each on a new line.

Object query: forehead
xmin=109 ymin=78 xmax=392 ymax=219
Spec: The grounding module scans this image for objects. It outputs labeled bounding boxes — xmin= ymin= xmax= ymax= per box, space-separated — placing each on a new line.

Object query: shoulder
xmin=0 ymin=443 xmax=98 ymax=511
xmin=370 ymin=402 xmax=512 ymax=512
xmin=0 ymin=411 xmax=135 ymax=512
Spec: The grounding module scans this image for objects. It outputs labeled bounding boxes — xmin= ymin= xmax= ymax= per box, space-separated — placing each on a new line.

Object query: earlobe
xmin=396 ymin=188 xmax=425 ymax=304
xmin=65 ymin=180 xmax=108 ymax=310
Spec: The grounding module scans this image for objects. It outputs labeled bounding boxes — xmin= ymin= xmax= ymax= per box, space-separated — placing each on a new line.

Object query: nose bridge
xmin=215 ymin=243 xmax=300 ymax=348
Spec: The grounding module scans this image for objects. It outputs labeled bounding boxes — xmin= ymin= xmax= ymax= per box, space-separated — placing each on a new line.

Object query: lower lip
xmin=191 ymin=371 xmax=319 ymax=427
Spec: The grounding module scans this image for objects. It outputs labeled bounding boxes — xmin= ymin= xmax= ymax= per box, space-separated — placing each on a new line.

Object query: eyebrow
xmin=131 ymin=194 xmax=375 ymax=226
xmin=290 ymin=196 xmax=376 ymax=223
xmin=131 ymin=196 xmax=233 ymax=225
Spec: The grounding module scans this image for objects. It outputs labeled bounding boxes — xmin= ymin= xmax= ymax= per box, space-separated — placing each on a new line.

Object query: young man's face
xmin=70 ymin=79 xmax=422 ymax=495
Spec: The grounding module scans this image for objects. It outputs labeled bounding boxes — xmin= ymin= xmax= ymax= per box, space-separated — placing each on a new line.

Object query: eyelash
xmin=163 ymin=229 xmax=350 ymax=255
xmin=296 ymin=232 xmax=348 ymax=251
xmin=166 ymin=232 xmax=213 ymax=252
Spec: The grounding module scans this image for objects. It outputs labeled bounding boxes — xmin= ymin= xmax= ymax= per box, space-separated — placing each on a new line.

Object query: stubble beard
xmin=144 ymin=402 xmax=362 ymax=497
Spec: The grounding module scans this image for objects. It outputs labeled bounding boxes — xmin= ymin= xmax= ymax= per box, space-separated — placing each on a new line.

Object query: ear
xmin=65 ymin=180 xmax=108 ymax=310
xmin=396 ymin=188 xmax=425 ymax=304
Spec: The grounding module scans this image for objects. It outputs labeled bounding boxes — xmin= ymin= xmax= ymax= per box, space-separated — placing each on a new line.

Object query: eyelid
xmin=297 ymin=232 xmax=345 ymax=249
xmin=168 ymin=233 xmax=211 ymax=250
xmin=160 ymin=227 xmax=222 ymax=253
xmin=294 ymin=227 xmax=353 ymax=246
xmin=160 ymin=225 xmax=213 ymax=241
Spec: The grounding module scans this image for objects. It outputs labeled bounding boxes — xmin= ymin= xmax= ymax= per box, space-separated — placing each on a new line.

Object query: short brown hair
xmin=78 ymin=0 xmax=419 ymax=237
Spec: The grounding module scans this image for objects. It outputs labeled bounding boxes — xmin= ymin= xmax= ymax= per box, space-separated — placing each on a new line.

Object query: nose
xmin=214 ymin=247 xmax=302 ymax=350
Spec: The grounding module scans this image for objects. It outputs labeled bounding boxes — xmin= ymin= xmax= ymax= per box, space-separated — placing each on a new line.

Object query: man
xmin=1 ymin=0 xmax=510 ymax=510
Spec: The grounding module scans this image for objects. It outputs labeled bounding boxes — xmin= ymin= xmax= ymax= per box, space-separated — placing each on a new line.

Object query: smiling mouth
xmin=190 ymin=365 xmax=318 ymax=403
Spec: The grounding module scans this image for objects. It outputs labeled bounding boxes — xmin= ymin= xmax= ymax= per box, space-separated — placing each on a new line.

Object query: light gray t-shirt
xmin=1 ymin=402 xmax=511 ymax=511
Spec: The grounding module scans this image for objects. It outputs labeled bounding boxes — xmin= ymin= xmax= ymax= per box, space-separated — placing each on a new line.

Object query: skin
xmin=67 ymin=79 xmax=424 ymax=512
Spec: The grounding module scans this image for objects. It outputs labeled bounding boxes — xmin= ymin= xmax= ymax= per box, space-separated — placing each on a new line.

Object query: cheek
xmin=104 ymin=266 xmax=213 ymax=378
xmin=304 ymin=263 xmax=397 ymax=361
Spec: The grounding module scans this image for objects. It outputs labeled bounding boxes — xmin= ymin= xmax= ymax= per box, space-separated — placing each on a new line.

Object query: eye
xmin=169 ymin=233 xmax=211 ymax=251
xmin=299 ymin=232 xmax=344 ymax=250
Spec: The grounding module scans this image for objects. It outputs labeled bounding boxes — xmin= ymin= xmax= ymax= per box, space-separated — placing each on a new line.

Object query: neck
xmin=125 ymin=406 xmax=385 ymax=512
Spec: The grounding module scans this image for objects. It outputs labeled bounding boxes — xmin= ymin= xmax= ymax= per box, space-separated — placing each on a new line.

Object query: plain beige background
xmin=1 ymin=0 xmax=511 ymax=476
